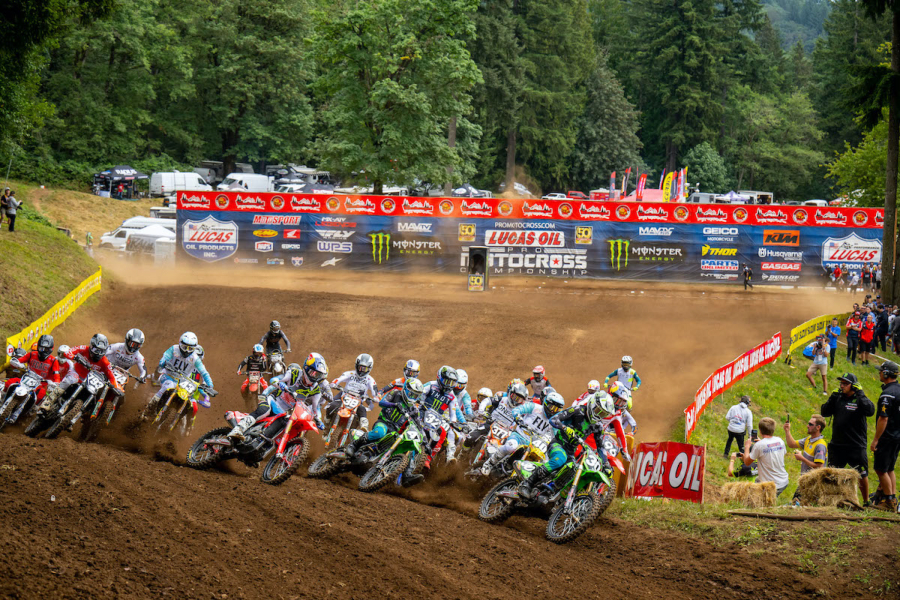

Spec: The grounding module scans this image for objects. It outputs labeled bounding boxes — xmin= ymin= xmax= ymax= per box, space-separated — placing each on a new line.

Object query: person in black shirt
xmin=259 ymin=320 xmax=292 ymax=356
xmin=872 ymin=361 xmax=900 ymax=511
xmin=876 ymin=305 xmax=890 ymax=352
xmin=821 ymin=372 xmax=876 ymax=505
xmin=742 ymin=263 xmax=753 ymax=290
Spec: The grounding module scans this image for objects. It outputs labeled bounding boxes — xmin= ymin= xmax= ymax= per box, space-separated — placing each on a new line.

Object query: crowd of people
xmin=0 ymin=187 xmax=22 ymax=232
xmin=824 ymin=263 xmax=882 ymax=294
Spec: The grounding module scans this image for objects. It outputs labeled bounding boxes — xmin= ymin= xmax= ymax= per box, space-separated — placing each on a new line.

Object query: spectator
xmin=116 ymin=182 xmax=125 ymax=200
xmin=849 ymin=271 xmax=860 ymax=295
xmin=5 ymin=191 xmax=21 ymax=232
xmin=827 ymin=318 xmax=841 ymax=369
xmin=862 ymin=265 xmax=871 ymax=291
xmin=727 ymin=429 xmax=760 ymax=478
xmin=822 ymin=373 xmax=875 ymax=506
xmin=724 ymin=395 xmax=753 ymax=457
xmin=743 ymin=417 xmax=789 ymax=496
xmin=742 ymin=263 xmax=753 ymax=290
xmin=860 ymin=314 xmax=876 ymax=366
xmin=871 ymin=361 xmax=900 ymax=511
xmin=891 ymin=309 xmax=900 ymax=354
xmin=875 ymin=264 xmax=882 ymax=292
xmin=784 ymin=414 xmax=827 ymax=505
xmin=806 ymin=334 xmax=830 ymax=395
xmin=876 ymin=304 xmax=889 ymax=352
xmin=846 ymin=311 xmax=862 ymax=366
xmin=0 ymin=187 xmax=8 ymax=225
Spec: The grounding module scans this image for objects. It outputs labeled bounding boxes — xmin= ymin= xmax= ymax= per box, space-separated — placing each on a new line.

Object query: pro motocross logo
xmin=368 ymin=232 xmax=391 ymax=264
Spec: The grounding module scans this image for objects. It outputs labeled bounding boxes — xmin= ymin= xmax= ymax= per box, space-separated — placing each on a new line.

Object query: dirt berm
xmin=0 ymin=272 xmax=865 ymax=598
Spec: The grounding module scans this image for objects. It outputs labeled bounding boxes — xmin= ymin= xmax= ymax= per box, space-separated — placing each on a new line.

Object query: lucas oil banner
xmin=177 ymin=192 xmax=883 ymax=284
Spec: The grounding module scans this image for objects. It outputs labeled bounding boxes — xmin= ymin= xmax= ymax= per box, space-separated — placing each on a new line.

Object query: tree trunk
xmin=222 ymin=130 xmax=239 ymax=177
xmin=505 ymin=126 xmax=517 ymax=188
xmin=444 ymin=116 xmax=457 ymax=196
xmin=665 ymin=140 xmax=677 ymax=172
xmin=885 ymin=11 xmax=900 ymax=305
xmin=374 ymin=179 xmax=383 ymax=195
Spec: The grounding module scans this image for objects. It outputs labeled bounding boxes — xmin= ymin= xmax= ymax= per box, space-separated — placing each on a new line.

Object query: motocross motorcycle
xmin=243 ymin=370 xmax=264 ymax=410
xmin=308 ymin=427 xmax=388 ymax=481
xmin=75 ymin=366 xmax=143 ymax=442
xmin=267 ymin=352 xmax=285 ymax=378
xmin=469 ymin=422 xmax=552 ymax=482
xmin=147 ymin=369 xmax=217 ymax=436
xmin=355 ymin=410 xmax=426 ymax=493
xmin=41 ymin=369 xmax=113 ymax=440
xmin=0 ymin=364 xmax=53 ymax=432
xmin=186 ymin=393 xmax=318 ymax=485
xmin=323 ymin=390 xmax=364 ymax=450
xmin=478 ymin=437 xmax=617 ymax=545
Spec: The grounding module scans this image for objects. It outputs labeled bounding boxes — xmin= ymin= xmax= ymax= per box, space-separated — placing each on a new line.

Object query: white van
xmin=99 ymin=217 xmax=176 ymax=250
xmin=217 ymin=173 xmax=274 ymax=193
xmin=150 ymin=171 xmax=213 ymax=197
xmin=149 ymin=206 xmax=176 ymax=219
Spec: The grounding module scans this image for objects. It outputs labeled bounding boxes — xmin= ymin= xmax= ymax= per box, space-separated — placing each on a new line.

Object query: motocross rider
xmin=413 ymin=366 xmax=458 ymax=471
xmin=2 ymin=334 xmax=61 ymax=405
xmin=444 ymin=369 xmax=473 ymax=460
xmin=145 ymin=332 xmax=213 ymax=418
xmin=237 ymin=344 xmax=269 ymax=401
xmin=105 ymin=329 xmax=148 ymax=381
xmin=518 ymin=393 xmax=617 ymax=500
xmin=377 ymin=359 xmax=420 ymax=397
xmin=60 ymin=335 xmax=123 ymax=420
xmin=573 ymin=380 xmax=602 ymax=407
xmin=525 ymin=366 xmax=551 ymax=401
xmin=325 ymin=353 xmax=378 ymax=431
xmin=604 ymin=355 xmax=641 ymax=392
xmin=475 ymin=387 xmax=493 ymax=414
xmin=607 ymin=381 xmax=638 ymax=436
xmin=339 ymin=378 xmax=425 ymax=485
xmin=228 ymin=353 xmax=329 ymax=441
xmin=480 ymin=390 xmax=564 ymax=475
xmin=260 ymin=320 xmax=291 ymax=357
xmin=468 ymin=381 xmax=529 ymax=452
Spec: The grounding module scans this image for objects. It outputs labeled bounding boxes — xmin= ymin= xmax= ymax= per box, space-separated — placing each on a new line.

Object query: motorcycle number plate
xmin=86 ymin=372 xmax=105 ymax=393
xmin=532 ymin=438 xmax=549 ymax=453
xmin=114 ymin=371 xmax=128 ymax=387
xmin=181 ymin=379 xmax=197 ymax=394
xmin=490 ymin=423 xmax=508 ymax=438
xmin=343 ymin=396 xmax=360 ymax=409
xmin=249 ymin=372 xmax=260 ymax=382
xmin=584 ymin=452 xmax=601 ymax=471
xmin=424 ymin=410 xmax=442 ymax=429
xmin=21 ymin=373 xmax=41 ymax=387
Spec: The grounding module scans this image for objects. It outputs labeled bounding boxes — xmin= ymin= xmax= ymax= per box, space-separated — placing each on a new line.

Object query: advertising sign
xmin=625 ymin=442 xmax=706 ymax=503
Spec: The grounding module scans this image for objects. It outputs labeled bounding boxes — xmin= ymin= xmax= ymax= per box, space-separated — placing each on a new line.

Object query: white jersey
xmin=332 ymin=371 xmax=378 ymax=409
xmin=513 ymin=402 xmax=554 ymax=437
xmin=106 ymin=343 xmax=147 ymax=378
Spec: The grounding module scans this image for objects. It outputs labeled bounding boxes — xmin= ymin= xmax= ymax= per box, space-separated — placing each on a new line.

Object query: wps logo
xmin=368 ymin=232 xmax=391 ymax=264
xmin=701 ymin=245 xmax=737 ymax=257
xmin=608 ymin=239 xmax=629 ymax=271
xmin=316 ymin=241 xmax=352 ymax=253
xmin=763 ymin=230 xmax=800 ymax=246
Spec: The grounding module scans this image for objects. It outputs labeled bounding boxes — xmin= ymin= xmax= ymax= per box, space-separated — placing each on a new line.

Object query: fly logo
xmin=701 ymin=245 xmax=737 ymax=257
xmin=316 ymin=229 xmax=354 ymax=240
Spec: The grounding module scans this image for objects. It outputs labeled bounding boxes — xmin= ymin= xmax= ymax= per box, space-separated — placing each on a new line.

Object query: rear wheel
xmin=478 ymin=477 xmax=518 ymax=524
xmin=185 ymin=427 xmax=232 ymax=469
xmin=45 ymin=400 xmax=82 ymax=440
xmin=546 ymin=492 xmax=601 ymax=544
xmin=358 ymin=453 xmax=409 ymax=493
xmin=596 ymin=479 xmax=617 ymax=516
xmin=261 ymin=438 xmax=309 ymax=485
xmin=307 ymin=453 xmax=343 ymax=479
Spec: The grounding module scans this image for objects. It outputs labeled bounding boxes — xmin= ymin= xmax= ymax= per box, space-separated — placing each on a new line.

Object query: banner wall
xmin=625 ymin=441 xmax=706 ymax=503
xmin=177 ymin=192 xmax=883 ymax=285
xmin=788 ymin=313 xmax=851 ymax=354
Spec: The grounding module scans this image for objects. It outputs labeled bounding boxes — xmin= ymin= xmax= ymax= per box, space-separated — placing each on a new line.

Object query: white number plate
xmin=343 ymin=396 xmax=360 ymax=409
xmin=490 ymin=423 xmax=509 ymax=438
xmin=249 ymin=372 xmax=260 ymax=383
xmin=21 ymin=373 xmax=41 ymax=387
xmin=424 ymin=410 xmax=442 ymax=429
xmin=532 ymin=437 xmax=549 ymax=453
xmin=181 ymin=379 xmax=197 ymax=394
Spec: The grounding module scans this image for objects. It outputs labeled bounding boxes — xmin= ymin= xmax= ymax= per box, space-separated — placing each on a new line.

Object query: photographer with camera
xmin=806 ymin=335 xmax=830 ymax=396
xmin=727 ymin=429 xmax=760 ymax=478
xmin=821 ymin=373 xmax=875 ymax=506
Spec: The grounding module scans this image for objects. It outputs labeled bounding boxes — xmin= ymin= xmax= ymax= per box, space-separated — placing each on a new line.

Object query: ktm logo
xmin=763 ymin=230 xmax=800 ymax=247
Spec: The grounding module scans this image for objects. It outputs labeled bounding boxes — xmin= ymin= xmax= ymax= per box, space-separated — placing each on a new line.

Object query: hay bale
xmin=720 ymin=481 xmax=777 ymax=508
xmin=796 ymin=467 xmax=860 ymax=508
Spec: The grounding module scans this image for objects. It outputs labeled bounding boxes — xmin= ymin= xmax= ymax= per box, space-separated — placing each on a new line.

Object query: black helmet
xmin=37 ymin=334 xmax=54 ymax=361
xmin=880 ymin=361 xmax=899 ymax=377
xmin=270 ymin=320 xmax=281 ymax=333
xmin=125 ymin=328 xmax=144 ymax=354
xmin=89 ymin=333 xmax=109 ymax=361
xmin=539 ymin=385 xmax=557 ymax=401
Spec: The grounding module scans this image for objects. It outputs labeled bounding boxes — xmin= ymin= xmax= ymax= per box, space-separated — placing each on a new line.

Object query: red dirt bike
xmin=242 ymin=370 xmax=264 ymax=410
xmin=185 ymin=393 xmax=318 ymax=485
xmin=323 ymin=390 xmax=363 ymax=450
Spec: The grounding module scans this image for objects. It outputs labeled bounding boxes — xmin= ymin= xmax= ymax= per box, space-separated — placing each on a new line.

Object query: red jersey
xmin=64 ymin=346 xmax=121 ymax=390
xmin=20 ymin=351 xmax=61 ymax=383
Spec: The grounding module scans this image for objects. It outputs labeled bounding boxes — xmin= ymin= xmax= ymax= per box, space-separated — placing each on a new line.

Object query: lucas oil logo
xmin=182 ymin=216 xmax=238 ymax=263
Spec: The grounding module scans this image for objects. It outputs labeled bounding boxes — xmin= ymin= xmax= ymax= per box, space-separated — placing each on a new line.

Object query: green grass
xmin=0 ymin=212 xmax=98 ymax=341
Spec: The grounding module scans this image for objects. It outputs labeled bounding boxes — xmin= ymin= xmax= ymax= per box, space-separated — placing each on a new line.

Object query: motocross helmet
xmin=302 ymin=352 xmax=328 ymax=385
xmin=286 ymin=364 xmax=302 ymax=387
xmin=356 ymin=353 xmax=374 ymax=377
xmin=125 ymin=328 xmax=144 ymax=354
xmin=532 ymin=365 xmax=545 ymax=380
xmin=89 ymin=333 xmax=109 ymax=361
xmin=403 ymin=377 xmax=425 ymax=404
xmin=195 ymin=345 xmax=205 ymax=361
xmin=507 ymin=378 xmax=524 ymax=394
xmin=587 ymin=380 xmax=601 ymax=394
xmin=403 ymin=359 xmax=420 ymax=379
xmin=270 ymin=320 xmax=281 ymax=333
xmin=587 ymin=393 xmax=616 ymax=423
xmin=621 ymin=355 xmax=633 ymax=370
xmin=253 ymin=344 xmax=264 ymax=358
xmin=57 ymin=345 xmax=70 ymax=359
xmin=476 ymin=387 xmax=493 ymax=402
xmin=543 ymin=391 xmax=565 ymax=418
xmin=508 ymin=382 xmax=528 ymax=406
xmin=454 ymin=369 xmax=469 ymax=393
xmin=36 ymin=334 xmax=54 ymax=361
xmin=286 ymin=362 xmax=300 ymax=371
xmin=179 ymin=331 xmax=198 ymax=356
xmin=539 ymin=385 xmax=557 ymax=402
xmin=437 ymin=366 xmax=458 ymax=392
xmin=608 ymin=382 xmax=632 ymax=411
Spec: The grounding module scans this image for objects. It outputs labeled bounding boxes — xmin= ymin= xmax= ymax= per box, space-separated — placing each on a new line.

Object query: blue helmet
xmin=303 ymin=352 xmax=328 ymax=385
xmin=437 ymin=366 xmax=458 ymax=392
xmin=253 ymin=344 xmax=264 ymax=357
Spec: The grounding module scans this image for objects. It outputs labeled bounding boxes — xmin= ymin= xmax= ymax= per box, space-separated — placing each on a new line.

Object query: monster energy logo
xmin=369 ymin=232 xmax=391 ymax=263
xmin=608 ymin=239 xmax=629 ymax=271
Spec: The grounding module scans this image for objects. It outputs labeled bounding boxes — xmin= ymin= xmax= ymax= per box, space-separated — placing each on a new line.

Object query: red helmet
xmin=533 ymin=365 xmax=545 ymax=380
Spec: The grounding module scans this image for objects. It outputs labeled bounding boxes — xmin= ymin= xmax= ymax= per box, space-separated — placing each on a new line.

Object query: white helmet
xmin=454 ymin=369 xmax=468 ymax=392
xmin=476 ymin=387 xmax=492 ymax=400
xmin=57 ymin=344 xmax=71 ymax=359
xmin=587 ymin=379 xmax=601 ymax=393
xmin=621 ymin=355 xmax=633 ymax=367
xmin=179 ymin=331 xmax=198 ymax=355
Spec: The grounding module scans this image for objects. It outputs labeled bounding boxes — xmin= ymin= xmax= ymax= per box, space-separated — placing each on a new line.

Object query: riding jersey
xmin=597 ymin=411 xmax=628 ymax=451
xmin=377 ymin=389 xmax=413 ymax=427
xmin=259 ymin=330 xmax=291 ymax=354
xmin=511 ymin=402 xmax=556 ymax=438
xmin=106 ymin=343 xmax=147 ymax=378
xmin=486 ymin=394 xmax=518 ymax=428
xmin=331 ymin=371 xmax=378 ymax=409
xmin=15 ymin=351 xmax=61 ymax=383
xmin=64 ymin=346 xmax=121 ymax=390
xmin=605 ymin=367 xmax=641 ymax=391
xmin=419 ymin=381 xmax=456 ymax=413
xmin=378 ymin=376 xmax=407 ymax=396
xmin=524 ymin=376 xmax=551 ymax=398
xmin=573 ymin=391 xmax=592 ymax=407
xmin=450 ymin=389 xmax=474 ymax=422
xmin=549 ymin=405 xmax=605 ymax=455
xmin=237 ymin=354 xmax=268 ymax=373
xmin=158 ymin=345 xmax=212 ymax=388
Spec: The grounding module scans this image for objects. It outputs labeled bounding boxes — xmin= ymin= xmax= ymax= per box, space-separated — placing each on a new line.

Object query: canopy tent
xmin=100 ymin=165 xmax=148 ymax=182
xmin=92 ymin=165 xmax=148 ymax=199
xmin=721 ymin=190 xmax=750 ymax=204
xmin=125 ymin=224 xmax=176 ymax=254
xmin=622 ymin=188 xmax=664 ymax=202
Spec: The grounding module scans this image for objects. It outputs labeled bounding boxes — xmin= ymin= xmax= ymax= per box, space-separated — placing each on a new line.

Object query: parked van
xmin=217 ymin=173 xmax=274 ymax=193
xmin=149 ymin=206 xmax=176 ymax=219
xmin=195 ymin=161 xmax=254 ymax=185
xmin=738 ymin=190 xmax=774 ymax=204
xmin=100 ymin=217 xmax=176 ymax=250
xmin=149 ymin=171 xmax=213 ymax=197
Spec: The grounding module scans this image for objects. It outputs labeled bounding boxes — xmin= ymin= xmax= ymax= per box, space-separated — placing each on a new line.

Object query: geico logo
xmin=701 ymin=245 xmax=737 ymax=256
xmin=763 ymin=230 xmax=800 ymax=246
xmin=703 ymin=227 xmax=738 ymax=235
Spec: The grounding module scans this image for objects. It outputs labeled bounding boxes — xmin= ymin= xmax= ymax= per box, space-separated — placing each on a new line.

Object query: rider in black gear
xmin=259 ymin=320 xmax=291 ymax=355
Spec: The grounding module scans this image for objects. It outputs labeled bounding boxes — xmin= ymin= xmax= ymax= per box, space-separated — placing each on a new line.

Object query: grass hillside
xmin=5 ymin=180 xmax=158 ymax=243
xmin=0 ymin=208 xmax=98 ymax=342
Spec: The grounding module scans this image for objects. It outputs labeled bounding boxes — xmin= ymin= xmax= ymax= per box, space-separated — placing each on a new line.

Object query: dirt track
xmin=0 ymin=269 xmax=872 ymax=598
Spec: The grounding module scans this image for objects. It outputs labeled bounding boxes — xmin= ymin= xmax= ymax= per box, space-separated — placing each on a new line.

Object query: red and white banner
xmin=684 ymin=332 xmax=782 ymax=440
xmin=181 ymin=192 xmax=883 ymax=228
xmin=636 ymin=173 xmax=647 ymax=201
xmin=625 ymin=442 xmax=706 ymax=503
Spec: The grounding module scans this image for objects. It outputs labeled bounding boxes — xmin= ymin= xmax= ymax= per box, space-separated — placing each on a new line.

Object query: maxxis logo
xmin=368 ymin=232 xmax=390 ymax=264
xmin=608 ymin=239 xmax=629 ymax=271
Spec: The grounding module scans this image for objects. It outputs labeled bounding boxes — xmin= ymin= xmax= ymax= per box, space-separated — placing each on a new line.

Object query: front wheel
xmin=478 ymin=477 xmax=518 ymax=524
xmin=185 ymin=427 xmax=232 ymax=469
xmin=260 ymin=438 xmax=309 ymax=485
xmin=0 ymin=394 xmax=18 ymax=432
xmin=80 ymin=402 xmax=113 ymax=442
xmin=546 ymin=492 xmax=601 ymax=545
xmin=24 ymin=414 xmax=53 ymax=438
xmin=45 ymin=400 xmax=82 ymax=440
xmin=307 ymin=453 xmax=343 ymax=479
xmin=358 ymin=453 xmax=409 ymax=493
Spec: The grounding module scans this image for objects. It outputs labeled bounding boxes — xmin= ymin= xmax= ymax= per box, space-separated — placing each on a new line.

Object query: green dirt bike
xmin=353 ymin=412 xmax=426 ymax=493
xmin=307 ymin=426 xmax=387 ymax=481
xmin=478 ymin=438 xmax=616 ymax=545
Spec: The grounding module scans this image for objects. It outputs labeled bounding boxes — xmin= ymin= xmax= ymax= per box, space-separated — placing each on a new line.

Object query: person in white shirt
xmin=806 ymin=334 xmax=830 ymax=396
xmin=724 ymin=396 xmax=753 ymax=457
xmin=743 ymin=417 xmax=789 ymax=496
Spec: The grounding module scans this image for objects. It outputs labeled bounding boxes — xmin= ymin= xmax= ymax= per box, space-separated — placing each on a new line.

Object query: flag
xmin=676 ymin=168 xmax=684 ymax=201
xmin=622 ymin=167 xmax=632 ymax=194
xmin=610 ymin=171 xmax=616 ymax=196
xmin=658 ymin=168 xmax=666 ymax=189
xmin=636 ymin=173 xmax=648 ymax=201
xmin=661 ymin=172 xmax=675 ymax=202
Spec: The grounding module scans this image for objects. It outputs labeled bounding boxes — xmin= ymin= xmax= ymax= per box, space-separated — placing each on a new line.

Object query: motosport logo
xmin=368 ymin=232 xmax=391 ymax=264
xmin=316 ymin=241 xmax=352 ymax=253
xmin=763 ymin=230 xmax=800 ymax=246
xmin=701 ymin=245 xmax=737 ymax=257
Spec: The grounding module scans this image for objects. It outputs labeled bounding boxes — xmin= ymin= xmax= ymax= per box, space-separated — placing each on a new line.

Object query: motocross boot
xmin=480 ymin=452 xmax=501 ymax=476
xmin=400 ymin=458 xmax=425 ymax=487
xmin=142 ymin=392 xmax=162 ymax=420
xmin=226 ymin=415 xmax=255 ymax=442
xmin=342 ymin=432 xmax=369 ymax=459
xmin=518 ymin=465 xmax=550 ymax=500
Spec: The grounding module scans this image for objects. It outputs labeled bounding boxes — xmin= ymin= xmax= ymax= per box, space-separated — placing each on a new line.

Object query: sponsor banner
xmin=625 ymin=442 xmax=706 ymax=503
xmin=180 ymin=193 xmax=880 ymax=227
xmin=685 ymin=332 xmax=782 ymax=440
xmin=788 ymin=313 xmax=848 ymax=354
xmin=607 ymin=239 xmax=685 ymax=271
xmin=182 ymin=216 xmax=238 ymax=262
xmin=5 ymin=269 xmax=103 ymax=368
xmin=821 ymin=233 xmax=882 ymax=270
xmin=761 ymin=262 xmax=801 ymax=271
